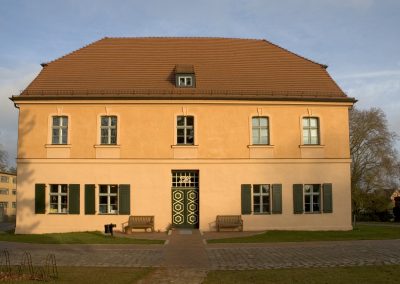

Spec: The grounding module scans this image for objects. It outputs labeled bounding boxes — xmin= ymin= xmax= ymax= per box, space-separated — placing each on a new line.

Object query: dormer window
xmin=178 ymin=76 xmax=193 ymax=87
xmin=175 ymin=64 xmax=195 ymax=88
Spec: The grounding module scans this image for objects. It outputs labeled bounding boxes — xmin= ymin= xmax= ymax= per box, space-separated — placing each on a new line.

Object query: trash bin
xmin=104 ymin=223 xmax=116 ymax=236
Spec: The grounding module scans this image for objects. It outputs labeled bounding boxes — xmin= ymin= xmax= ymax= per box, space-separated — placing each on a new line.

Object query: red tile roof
xmin=16 ymin=37 xmax=353 ymax=102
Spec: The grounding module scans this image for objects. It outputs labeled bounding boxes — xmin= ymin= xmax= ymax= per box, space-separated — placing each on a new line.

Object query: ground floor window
xmin=253 ymin=184 xmax=270 ymax=214
xmin=304 ymin=184 xmax=321 ymax=213
xmin=99 ymin=185 xmax=118 ymax=214
xmin=293 ymin=183 xmax=333 ymax=214
xmin=50 ymin=184 xmax=68 ymax=213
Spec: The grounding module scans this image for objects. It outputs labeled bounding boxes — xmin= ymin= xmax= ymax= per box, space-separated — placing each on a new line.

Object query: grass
xmin=0 ymin=230 xmax=164 ymax=244
xmin=1 ymin=267 xmax=153 ymax=283
xmin=208 ymin=224 xmax=400 ymax=243
xmin=204 ymin=265 xmax=400 ymax=284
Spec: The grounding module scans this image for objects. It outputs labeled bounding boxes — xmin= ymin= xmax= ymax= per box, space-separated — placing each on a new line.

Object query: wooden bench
xmin=122 ymin=216 xmax=154 ymax=233
xmin=216 ymin=215 xmax=243 ymax=232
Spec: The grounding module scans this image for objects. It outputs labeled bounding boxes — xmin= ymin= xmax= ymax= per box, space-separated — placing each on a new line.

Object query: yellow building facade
xmin=12 ymin=38 xmax=355 ymax=233
xmin=0 ymin=171 xmax=17 ymax=220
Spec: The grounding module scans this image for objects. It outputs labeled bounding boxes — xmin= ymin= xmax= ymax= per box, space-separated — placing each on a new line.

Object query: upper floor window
xmin=0 ymin=189 xmax=9 ymax=195
xmin=12 ymin=177 xmax=16 ymax=184
xmin=12 ymin=202 xmax=16 ymax=209
xmin=252 ymin=117 xmax=269 ymax=145
xmin=302 ymin=117 xmax=319 ymax=145
xmin=12 ymin=190 xmax=16 ymax=195
xmin=101 ymin=116 xmax=117 ymax=145
xmin=99 ymin=185 xmax=118 ymax=214
xmin=52 ymin=116 xmax=68 ymax=144
xmin=177 ymin=75 xmax=194 ymax=87
xmin=0 ymin=176 xmax=9 ymax=183
xmin=49 ymin=184 xmax=68 ymax=213
xmin=177 ymin=116 xmax=194 ymax=145
xmin=0 ymin=202 xmax=8 ymax=208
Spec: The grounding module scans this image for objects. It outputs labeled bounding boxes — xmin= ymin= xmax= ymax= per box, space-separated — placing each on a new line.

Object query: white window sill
xmin=247 ymin=145 xmax=274 ymax=148
xmin=171 ymin=145 xmax=199 ymax=148
xmin=94 ymin=144 xmax=121 ymax=148
xmin=45 ymin=144 xmax=72 ymax=148
xmin=299 ymin=145 xmax=325 ymax=148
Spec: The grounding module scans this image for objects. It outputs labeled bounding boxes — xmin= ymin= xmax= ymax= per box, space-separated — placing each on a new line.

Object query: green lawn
xmin=208 ymin=224 xmax=400 ymax=243
xmin=1 ymin=267 xmax=153 ymax=283
xmin=204 ymin=265 xmax=400 ymax=284
xmin=0 ymin=231 xmax=164 ymax=244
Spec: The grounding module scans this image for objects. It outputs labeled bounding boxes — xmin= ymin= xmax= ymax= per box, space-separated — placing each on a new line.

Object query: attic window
xmin=175 ymin=64 xmax=195 ymax=88
xmin=178 ymin=76 xmax=193 ymax=87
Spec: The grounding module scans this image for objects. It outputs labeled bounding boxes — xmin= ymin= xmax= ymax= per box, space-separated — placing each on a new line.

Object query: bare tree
xmin=0 ymin=146 xmax=8 ymax=172
xmin=350 ymin=107 xmax=400 ymax=217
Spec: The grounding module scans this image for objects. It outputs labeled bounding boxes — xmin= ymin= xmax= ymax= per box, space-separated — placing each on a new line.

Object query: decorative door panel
xmin=171 ymin=171 xmax=199 ymax=228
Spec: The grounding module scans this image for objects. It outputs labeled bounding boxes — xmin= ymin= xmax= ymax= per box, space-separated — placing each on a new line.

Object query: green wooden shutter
xmin=35 ymin=183 xmax=46 ymax=214
xmin=272 ymin=184 xmax=282 ymax=214
xmin=323 ymin=183 xmax=333 ymax=213
xmin=293 ymin=184 xmax=303 ymax=214
xmin=85 ymin=184 xmax=95 ymax=215
xmin=68 ymin=184 xmax=80 ymax=214
xmin=241 ymin=184 xmax=251 ymax=215
xmin=119 ymin=184 xmax=130 ymax=215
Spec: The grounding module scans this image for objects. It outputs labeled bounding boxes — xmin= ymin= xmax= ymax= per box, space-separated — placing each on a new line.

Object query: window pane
xmin=310 ymin=118 xmax=318 ymax=127
xmin=101 ymin=117 xmax=109 ymax=126
xmin=186 ymin=116 xmax=194 ymax=126
xmin=50 ymin=196 xmax=58 ymax=203
xmin=313 ymin=203 xmax=320 ymax=212
xmin=304 ymin=185 xmax=311 ymax=193
xmin=254 ymin=205 xmax=260 ymax=212
xmin=305 ymin=203 xmax=311 ymax=212
xmin=310 ymin=129 xmax=318 ymax=138
xmin=61 ymin=185 xmax=68 ymax=193
xmin=261 ymin=185 xmax=269 ymax=194
xmin=110 ymin=185 xmax=118 ymax=194
xmin=252 ymin=118 xmax=259 ymax=127
xmin=99 ymin=205 xmax=107 ymax=214
xmin=177 ymin=116 xmax=184 ymax=126
xmin=177 ymin=137 xmax=185 ymax=144
xmin=253 ymin=185 xmax=260 ymax=194
xmin=303 ymin=118 xmax=309 ymax=127
xmin=260 ymin=136 xmax=268 ymax=144
xmin=53 ymin=117 xmax=60 ymax=126
xmin=186 ymin=77 xmax=192 ymax=86
xmin=186 ymin=136 xmax=194 ymax=144
xmin=110 ymin=196 xmax=118 ymax=205
xmin=99 ymin=185 xmax=108 ymax=194
xmin=101 ymin=128 xmax=108 ymax=136
xmin=111 ymin=116 xmax=117 ymax=126
xmin=62 ymin=117 xmax=68 ymax=126
xmin=310 ymin=136 xmax=318 ymax=145
xmin=50 ymin=185 xmax=58 ymax=193
xmin=253 ymin=196 xmax=260 ymax=204
xmin=262 ymin=204 xmax=269 ymax=212
xmin=177 ymin=129 xmax=184 ymax=136
xmin=260 ymin=118 xmax=268 ymax=127
xmin=99 ymin=196 xmax=108 ymax=203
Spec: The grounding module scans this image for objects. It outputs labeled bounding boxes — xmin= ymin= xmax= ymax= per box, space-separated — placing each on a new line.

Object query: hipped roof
xmin=14 ymin=37 xmax=354 ymax=102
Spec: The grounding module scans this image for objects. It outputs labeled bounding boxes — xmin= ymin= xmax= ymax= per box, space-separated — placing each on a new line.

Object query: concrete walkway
xmin=2 ymin=229 xmax=400 ymax=283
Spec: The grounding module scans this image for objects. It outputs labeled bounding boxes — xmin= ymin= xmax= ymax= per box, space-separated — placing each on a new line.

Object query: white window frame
xmin=252 ymin=184 xmax=271 ymax=214
xmin=99 ymin=185 xmax=118 ymax=214
xmin=177 ymin=75 xmax=193 ymax=87
xmin=302 ymin=117 xmax=320 ymax=145
xmin=0 ymin=176 xmax=9 ymax=183
xmin=176 ymin=115 xmax=195 ymax=145
xmin=100 ymin=116 xmax=118 ymax=145
xmin=52 ymin=116 xmax=68 ymax=144
xmin=49 ymin=184 xmax=68 ymax=214
xmin=252 ymin=117 xmax=269 ymax=145
xmin=304 ymin=184 xmax=321 ymax=213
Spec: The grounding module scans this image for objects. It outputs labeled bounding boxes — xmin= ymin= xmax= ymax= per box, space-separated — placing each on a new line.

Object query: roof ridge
xmin=101 ymin=36 xmax=265 ymax=41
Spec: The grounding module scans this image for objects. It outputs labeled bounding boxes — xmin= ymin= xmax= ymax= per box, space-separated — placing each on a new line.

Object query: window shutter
xmin=35 ymin=183 xmax=46 ymax=214
xmin=272 ymin=184 xmax=282 ymax=214
xmin=323 ymin=183 xmax=333 ymax=213
xmin=293 ymin=184 xmax=303 ymax=214
xmin=241 ymin=184 xmax=251 ymax=215
xmin=119 ymin=184 xmax=130 ymax=215
xmin=68 ymin=184 xmax=80 ymax=214
xmin=85 ymin=184 xmax=95 ymax=215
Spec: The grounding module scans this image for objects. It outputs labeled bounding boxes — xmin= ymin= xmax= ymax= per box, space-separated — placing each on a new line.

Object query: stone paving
xmin=1 ymin=228 xmax=400 ymax=283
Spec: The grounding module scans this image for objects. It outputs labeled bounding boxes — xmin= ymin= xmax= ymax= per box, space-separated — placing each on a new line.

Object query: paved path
xmin=2 ymin=230 xmax=400 ymax=283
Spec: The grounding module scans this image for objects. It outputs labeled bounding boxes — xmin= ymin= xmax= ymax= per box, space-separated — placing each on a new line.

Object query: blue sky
xmin=1 ymin=0 xmax=399 ymax=166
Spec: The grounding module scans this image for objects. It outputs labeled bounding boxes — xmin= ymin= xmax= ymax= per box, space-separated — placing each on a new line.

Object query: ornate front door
xmin=171 ymin=171 xmax=199 ymax=228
